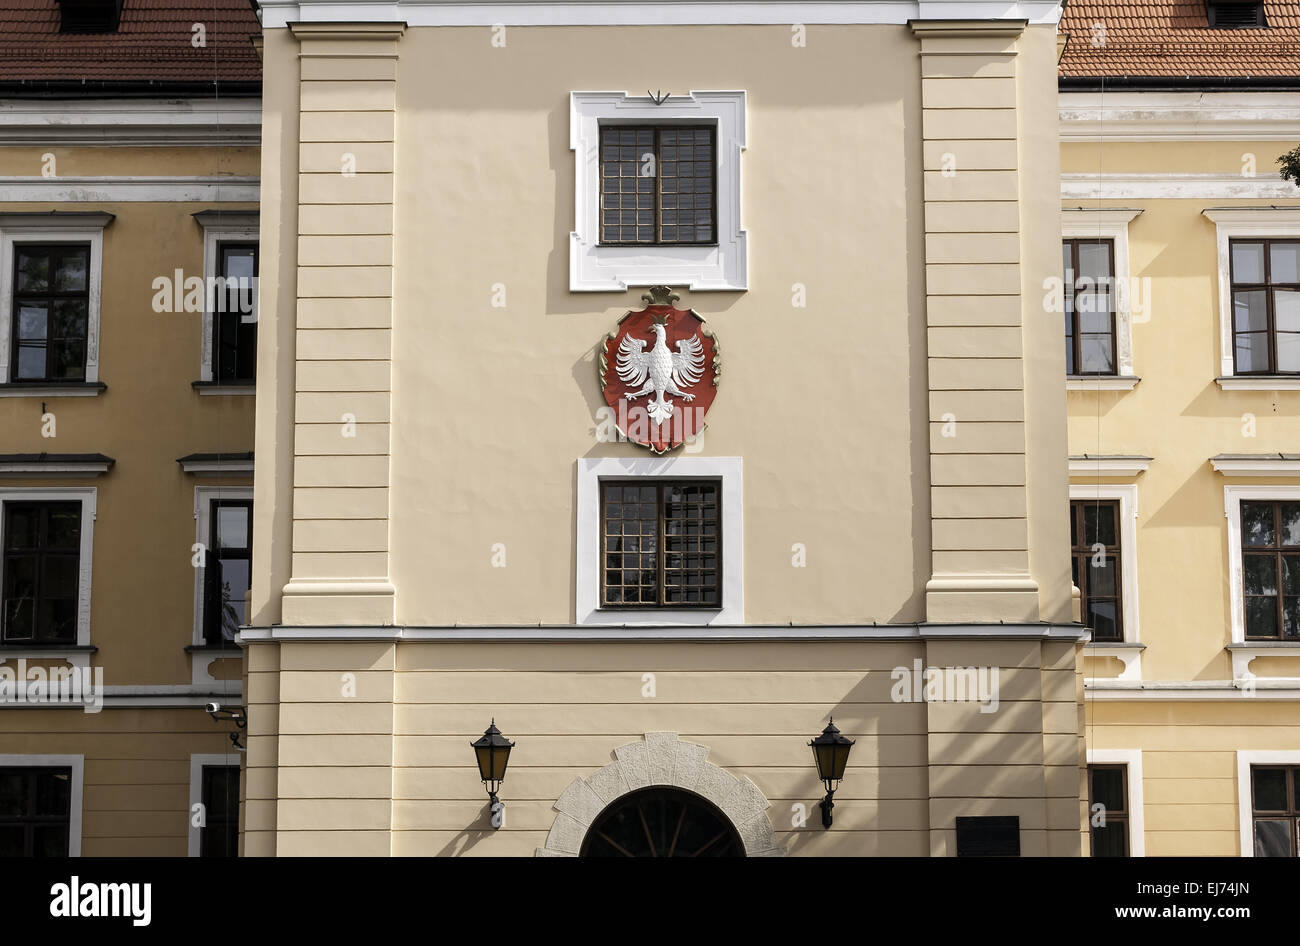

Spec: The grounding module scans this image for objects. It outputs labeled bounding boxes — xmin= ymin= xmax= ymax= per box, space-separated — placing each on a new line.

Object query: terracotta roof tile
xmin=1060 ymin=0 xmax=1300 ymax=78
xmin=0 ymin=0 xmax=261 ymax=86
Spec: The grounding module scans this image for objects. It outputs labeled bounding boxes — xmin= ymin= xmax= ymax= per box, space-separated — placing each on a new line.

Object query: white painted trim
xmin=1066 ymin=376 xmax=1140 ymax=392
xmin=0 ymin=98 xmax=262 ymax=147
xmin=0 ymin=178 xmax=259 ymax=203
xmin=1071 ymin=483 xmax=1141 ymax=648
xmin=197 ymin=222 xmax=260 ymax=382
xmin=193 ymin=488 xmax=254 ymax=663
xmin=1089 ymin=681 xmax=1300 ymax=700
xmin=0 ymin=685 xmax=242 ymax=709
xmin=1063 ymin=174 xmax=1299 ymax=201
xmin=259 ymin=1 xmax=1063 ymax=29
xmin=1069 ymin=457 xmax=1151 ymax=478
xmin=1086 ymin=748 xmax=1145 ymax=856
xmin=0 ymin=460 xmax=111 ymax=477
xmin=1224 ymin=485 xmax=1300 ymax=660
xmin=0 ymin=384 xmax=103 ymax=398
xmin=0 ymin=488 xmax=96 ymax=649
xmin=1236 ymin=750 xmax=1300 ymax=856
xmin=577 ymin=456 xmax=742 ymax=624
xmin=0 ymin=754 xmax=83 ymax=856
xmin=238 ymin=622 xmax=1091 ymax=643
xmin=570 ymin=91 xmax=746 ymax=292
xmin=179 ymin=458 xmax=255 ymax=475
xmin=188 ymin=753 xmax=240 ymax=857
xmin=1217 ymin=376 xmax=1300 ymax=391
xmin=537 ymin=732 xmax=785 ymax=857
xmin=195 ymin=384 xmax=256 ymax=397
xmin=0 ymin=226 xmax=106 ymax=384
xmin=1204 ymin=208 xmax=1300 ymax=379
xmin=1063 ymin=208 xmax=1143 ymax=377
xmin=1212 ymin=456 xmax=1300 ymax=477
xmin=1060 ymin=91 xmax=1300 ymax=142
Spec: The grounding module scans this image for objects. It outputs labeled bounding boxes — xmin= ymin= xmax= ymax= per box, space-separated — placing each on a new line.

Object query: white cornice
xmin=1069 ymin=455 xmax=1151 ymax=477
xmin=0 ymin=178 xmax=259 ymax=203
xmin=1211 ymin=455 xmax=1300 ymax=476
xmin=237 ymin=622 xmax=1091 ymax=643
xmin=0 ymin=98 xmax=261 ymax=147
xmin=1060 ymin=91 xmax=1300 ymax=142
xmin=1064 ymin=173 xmax=1300 ymax=201
xmin=257 ymin=0 xmax=1064 ymax=29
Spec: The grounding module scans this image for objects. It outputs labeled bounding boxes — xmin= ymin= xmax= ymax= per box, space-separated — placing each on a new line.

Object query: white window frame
xmin=1069 ymin=483 xmax=1141 ymax=645
xmin=196 ymin=214 xmax=259 ymax=386
xmin=192 ymin=486 xmax=253 ymax=648
xmin=1237 ymin=750 xmax=1300 ymax=857
xmin=1062 ymin=208 xmax=1142 ymax=387
xmin=577 ymin=456 xmax=742 ymax=625
xmin=188 ymin=752 xmax=240 ymax=857
xmin=1203 ymin=208 xmax=1300 ymax=387
xmin=0 ymin=488 xmax=96 ymax=651
xmin=0 ymin=225 xmax=106 ymax=385
xmin=570 ymin=91 xmax=746 ymax=292
xmin=0 ymin=753 xmax=84 ymax=856
xmin=1086 ymin=748 xmax=1145 ymax=857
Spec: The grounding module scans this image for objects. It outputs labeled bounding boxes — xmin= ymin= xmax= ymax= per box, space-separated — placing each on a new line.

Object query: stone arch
xmin=536 ymin=732 xmax=787 ymax=857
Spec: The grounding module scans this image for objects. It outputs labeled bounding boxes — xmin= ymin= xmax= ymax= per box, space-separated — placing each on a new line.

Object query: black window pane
xmin=1254 ymin=767 xmax=1288 ymax=810
xmin=0 ymin=827 xmax=23 ymax=857
xmin=1083 ymin=504 xmax=1117 ymax=547
xmin=0 ymin=773 xmax=24 ymax=817
xmin=1090 ymin=556 xmax=1117 ymax=596
xmin=34 ymin=771 xmax=70 ymax=816
xmin=1247 ymin=596 xmax=1280 ymax=638
xmin=1091 ymin=768 xmax=1125 ymax=812
xmin=1092 ymin=820 xmax=1128 ymax=857
xmin=1245 ymin=554 xmax=1279 ymax=595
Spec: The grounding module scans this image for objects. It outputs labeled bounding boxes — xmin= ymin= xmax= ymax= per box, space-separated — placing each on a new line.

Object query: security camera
xmin=205 ymin=702 xmax=221 ymax=715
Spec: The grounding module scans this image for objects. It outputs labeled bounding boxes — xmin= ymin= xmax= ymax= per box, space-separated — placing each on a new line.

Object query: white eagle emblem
xmin=614 ymin=314 xmax=707 ymax=424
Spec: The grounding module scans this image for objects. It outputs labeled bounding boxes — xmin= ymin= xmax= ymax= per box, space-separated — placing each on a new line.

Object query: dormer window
xmin=1207 ymin=0 xmax=1267 ymax=28
xmin=56 ymin=0 xmax=124 ymax=34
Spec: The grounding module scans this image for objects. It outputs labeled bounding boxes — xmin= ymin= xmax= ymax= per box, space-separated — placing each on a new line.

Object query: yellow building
xmin=1060 ymin=0 xmax=1300 ymax=855
xmin=0 ymin=0 xmax=259 ymax=855
xmin=240 ymin=0 xmax=1088 ymax=857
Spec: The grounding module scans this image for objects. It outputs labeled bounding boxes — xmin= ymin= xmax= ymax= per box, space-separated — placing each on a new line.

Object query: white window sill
xmin=1216 ymin=376 xmax=1300 ymax=391
xmin=0 ymin=645 xmax=96 ymax=670
xmin=1084 ymin=642 xmax=1145 ymax=682
xmin=1067 ymin=375 xmax=1140 ymax=392
xmin=0 ymin=382 xmax=105 ymax=398
xmin=192 ymin=381 xmax=254 ymax=396
xmin=1228 ymin=642 xmax=1300 ymax=682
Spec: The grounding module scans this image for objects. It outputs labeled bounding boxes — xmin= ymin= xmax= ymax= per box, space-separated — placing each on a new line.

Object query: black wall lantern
xmin=471 ymin=719 xmax=514 ymax=828
xmin=809 ymin=718 xmax=854 ymax=829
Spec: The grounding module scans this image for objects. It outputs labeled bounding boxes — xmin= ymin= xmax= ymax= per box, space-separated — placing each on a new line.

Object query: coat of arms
xmin=598 ymin=286 xmax=721 ymax=453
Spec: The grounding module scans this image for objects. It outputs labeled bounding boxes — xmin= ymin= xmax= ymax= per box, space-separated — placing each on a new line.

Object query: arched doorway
xmin=580 ymin=786 xmax=744 ymax=857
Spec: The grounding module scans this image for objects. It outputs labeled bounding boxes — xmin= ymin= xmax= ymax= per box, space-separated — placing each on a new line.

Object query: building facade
xmin=241 ymin=0 xmax=1088 ymax=856
xmin=1060 ymin=0 xmax=1300 ymax=856
xmin=0 ymin=0 xmax=259 ymax=855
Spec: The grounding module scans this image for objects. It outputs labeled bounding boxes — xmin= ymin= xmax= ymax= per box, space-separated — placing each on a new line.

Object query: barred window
xmin=599 ymin=126 xmax=716 ymax=246
xmin=600 ymin=480 xmax=720 ymax=608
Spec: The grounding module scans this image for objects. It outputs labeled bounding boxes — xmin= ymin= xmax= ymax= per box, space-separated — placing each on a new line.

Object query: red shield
xmin=599 ymin=288 xmax=720 ymax=454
